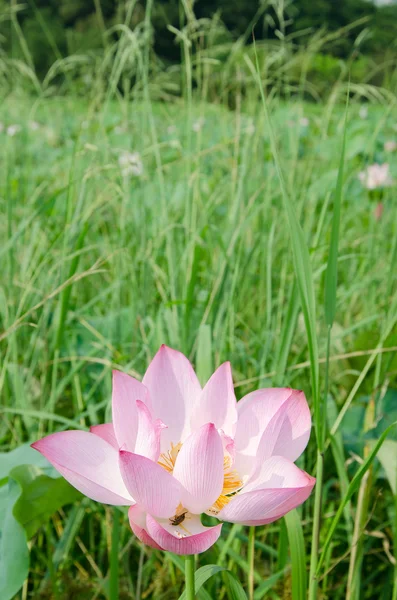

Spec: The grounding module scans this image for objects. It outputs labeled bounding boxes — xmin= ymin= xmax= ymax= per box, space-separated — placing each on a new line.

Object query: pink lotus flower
xmin=32 ymin=345 xmax=315 ymax=555
xmin=358 ymin=163 xmax=393 ymax=190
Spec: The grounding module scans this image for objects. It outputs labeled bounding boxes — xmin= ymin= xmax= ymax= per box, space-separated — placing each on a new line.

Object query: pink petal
xmin=146 ymin=514 xmax=222 ymax=555
xmin=134 ymin=400 xmax=165 ymax=461
xmin=32 ymin=431 xmax=133 ymax=505
xmin=128 ymin=505 xmax=163 ymax=550
xmin=173 ymin=424 xmax=224 ymax=514
xmin=191 ymin=362 xmax=238 ymax=437
xmin=242 ymin=392 xmax=311 ymax=482
xmin=119 ymin=451 xmax=181 ymax=518
xmin=90 ymin=423 xmax=118 ymax=449
xmin=234 ymin=388 xmax=311 ymax=477
xmin=218 ymin=456 xmax=315 ymax=525
xmin=142 ymin=345 xmax=202 ymax=451
xmin=112 ymin=370 xmax=150 ymax=452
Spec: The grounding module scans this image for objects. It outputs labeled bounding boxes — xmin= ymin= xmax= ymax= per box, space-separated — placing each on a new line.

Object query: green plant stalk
xmin=317 ymin=421 xmax=397 ymax=574
xmin=308 ymin=324 xmax=330 ymax=600
xmin=393 ymin=465 xmax=397 ymax=600
xmin=109 ymin=509 xmax=120 ymax=600
xmin=185 ymin=554 xmax=196 ymax=600
xmin=308 ymin=450 xmax=324 ymax=600
xmin=346 ymin=393 xmax=375 ymax=598
xmin=346 ymin=467 xmax=371 ymax=599
xmin=136 ymin=545 xmax=145 ymax=600
xmin=247 ymin=526 xmax=255 ymax=600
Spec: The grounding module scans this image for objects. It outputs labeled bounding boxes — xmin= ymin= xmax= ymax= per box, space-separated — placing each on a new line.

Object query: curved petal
xmin=173 ymin=424 xmax=224 ymax=514
xmin=142 ymin=345 xmax=202 ymax=450
xmin=134 ymin=400 xmax=166 ymax=461
xmin=234 ymin=388 xmax=311 ymax=477
xmin=191 ymin=362 xmax=237 ymax=437
xmin=119 ymin=451 xmax=181 ymax=518
xmin=32 ymin=431 xmax=133 ymax=505
xmin=112 ymin=370 xmax=150 ymax=452
xmin=90 ymin=423 xmax=118 ymax=449
xmin=218 ymin=456 xmax=315 ymax=525
xmin=242 ymin=455 xmax=315 ymax=493
xmin=128 ymin=505 xmax=163 ymax=550
xmin=146 ymin=514 xmax=222 ymax=555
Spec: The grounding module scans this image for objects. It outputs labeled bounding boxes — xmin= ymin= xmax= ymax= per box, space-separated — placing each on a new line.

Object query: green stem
xmin=247 ymin=526 xmax=255 ymax=600
xmin=308 ymin=449 xmax=324 ymax=600
xmin=109 ymin=508 xmax=120 ymax=600
xmin=185 ymin=554 xmax=196 ymax=600
xmin=309 ymin=325 xmax=331 ymax=599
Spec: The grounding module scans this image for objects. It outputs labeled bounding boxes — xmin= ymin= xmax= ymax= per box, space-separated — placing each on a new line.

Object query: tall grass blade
xmin=284 ymin=510 xmax=307 ymax=600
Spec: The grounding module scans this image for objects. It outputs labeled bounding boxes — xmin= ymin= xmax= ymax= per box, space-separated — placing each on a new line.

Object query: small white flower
xmin=29 ymin=120 xmax=40 ymax=131
xmin=299 ymin=117 xmax=309 ymax=127
xmin=359 ymin=106 xmax=368 ymax=119
xmin=358 ymin=163 xmax=392 ymax=190
xmin=192 ymin=117 xmax=205 ymax=132
xmin=384 ymin=140 xmax=397 ymax=153
xmin=7 ymin=124 xmax=22 ymax=137
xmin=118 ymin=151 xmax=143 ymax=177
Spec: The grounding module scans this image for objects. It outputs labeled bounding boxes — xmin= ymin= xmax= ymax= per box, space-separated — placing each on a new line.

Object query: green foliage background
xmin=1 ymin=0 xmax=397 ymax=85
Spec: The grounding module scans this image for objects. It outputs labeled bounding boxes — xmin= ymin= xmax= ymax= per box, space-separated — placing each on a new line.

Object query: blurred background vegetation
xmin=1 ymin=1 xmax=397 ymax=599
xmin=1 ymin=0 xmax=397 ymax=97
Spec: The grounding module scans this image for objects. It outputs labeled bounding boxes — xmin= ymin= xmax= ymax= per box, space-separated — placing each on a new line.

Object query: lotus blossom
xmin=32 ymin=345 xmax=315 ymax=555
xmin=358 ymin=163 xmax=392 ymax=190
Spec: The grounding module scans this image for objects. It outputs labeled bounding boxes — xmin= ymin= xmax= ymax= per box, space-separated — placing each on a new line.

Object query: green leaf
xmin=284 ymin=510 xmax=307 ymax=600
xmin=223 ymin=571 xmax=248 ymax=600
xmin=0 ymin=443 xmax=49 ymax=480
xmin=11 ymin=465 xmax=82 ymax=538
xmin=178 ymin=565 xmax=224 ymax=600
xmin=0 ymin=478 xmax=29 ymax=600
xmin=178 ymin=565 xmax=247 ymax=600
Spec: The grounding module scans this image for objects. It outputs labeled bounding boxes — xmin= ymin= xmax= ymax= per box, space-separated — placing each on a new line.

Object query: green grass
xmin=1 ymin=19 xmax=397 ymax=599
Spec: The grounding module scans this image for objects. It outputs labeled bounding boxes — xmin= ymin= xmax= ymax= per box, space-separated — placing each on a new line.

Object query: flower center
xmin=207 ymin=455 xmax=243 ymax=516
xmin=158 ymin=442 xmax=182 ymax=473
xmin=158 ymin=442 xmax=242 ymax=517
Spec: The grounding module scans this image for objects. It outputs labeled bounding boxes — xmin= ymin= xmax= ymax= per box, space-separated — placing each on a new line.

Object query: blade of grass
xmin=309 ymin=90 xmax=348 ymax=600
xmin=284 ymin=510 xmax=307 ymax=600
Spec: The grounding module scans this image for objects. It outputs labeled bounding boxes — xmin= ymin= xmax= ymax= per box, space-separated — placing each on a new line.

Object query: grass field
xmin=1 ymin=35 xmax=397 ymax=600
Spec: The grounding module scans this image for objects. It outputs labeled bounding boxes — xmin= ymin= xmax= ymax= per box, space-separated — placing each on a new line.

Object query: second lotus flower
xmin=32 ymin=345 xmax=315 ymax=555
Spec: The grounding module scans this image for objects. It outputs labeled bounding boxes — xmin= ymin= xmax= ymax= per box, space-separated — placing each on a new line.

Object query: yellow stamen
xmin=209 ymin=456 xmax=242 ymax=515
xmin=158 ymin=442 xmax=182 ymax=473
xmin=158 ymin=442 xmax=243 ymax=518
